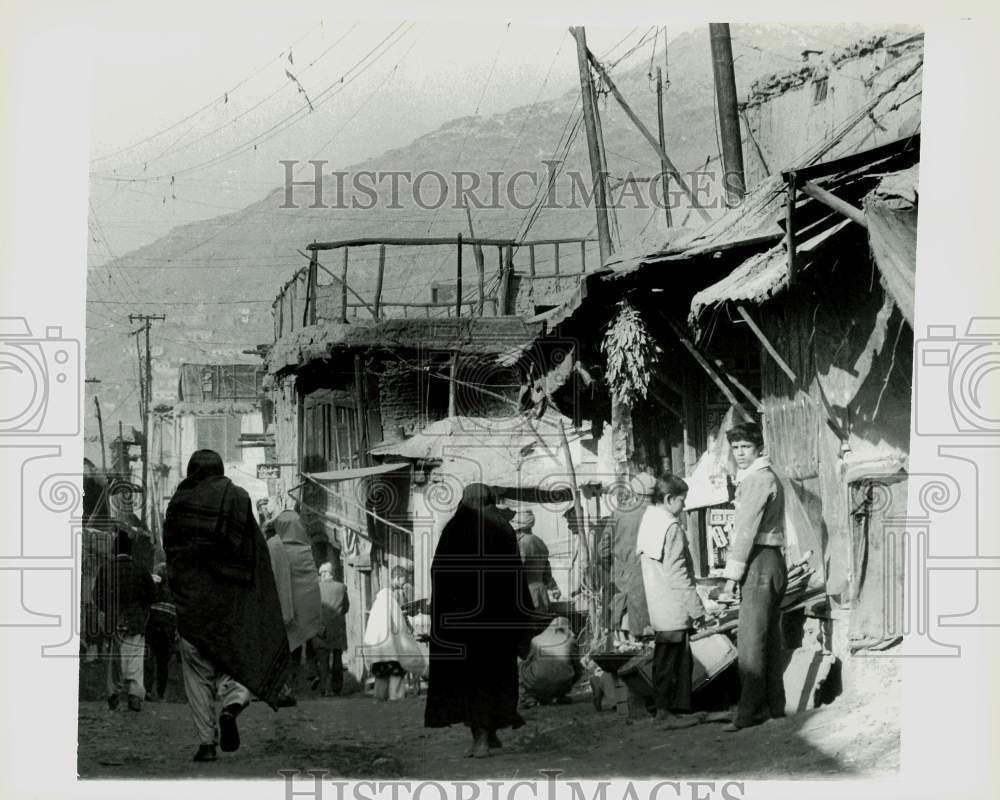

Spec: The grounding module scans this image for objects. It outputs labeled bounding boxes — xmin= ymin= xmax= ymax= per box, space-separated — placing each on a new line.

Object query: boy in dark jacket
xmin=94 ymin=529 xmax=155 ymax=711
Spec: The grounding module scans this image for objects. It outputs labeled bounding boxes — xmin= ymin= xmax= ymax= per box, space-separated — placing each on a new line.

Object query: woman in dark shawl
xmin=164 ymin=450 xmax=290 ymax=759
xmin=424 ymin=483 xmax=545 ymax=758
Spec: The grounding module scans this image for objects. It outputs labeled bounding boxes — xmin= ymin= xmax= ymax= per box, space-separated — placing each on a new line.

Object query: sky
xmin=82 ymin=3 xmax=705 ymax=264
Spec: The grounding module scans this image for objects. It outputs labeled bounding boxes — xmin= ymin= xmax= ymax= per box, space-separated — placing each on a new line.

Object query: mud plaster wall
xmin=741 ymin=45 xmax=922 ymax=189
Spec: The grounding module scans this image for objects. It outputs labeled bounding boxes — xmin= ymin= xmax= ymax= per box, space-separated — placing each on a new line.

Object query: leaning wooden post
xmin=476 ymin=238 xmax=485 ymax=317
xmin=374 ymin=244 xmax=386 ymax=319
xmin=455 ymin=233 xmax=463 ymax=318
xmin=786 ymin=171 xmax=798 ymax=287
xmin=341 ymin=248 xmax=349 ymax=323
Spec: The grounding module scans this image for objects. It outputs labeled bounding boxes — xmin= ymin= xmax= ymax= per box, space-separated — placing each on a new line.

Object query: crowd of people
xmin=90 ymin=418 xmax=788 ymax=761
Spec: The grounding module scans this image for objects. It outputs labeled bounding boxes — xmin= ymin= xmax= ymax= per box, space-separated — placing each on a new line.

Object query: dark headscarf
xmin=164 ymin=449 xmax=290 ymax=708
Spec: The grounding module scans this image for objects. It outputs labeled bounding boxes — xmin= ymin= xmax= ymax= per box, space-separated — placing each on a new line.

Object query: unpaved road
xmin=78 ymin=675 xmax=898 ymax=780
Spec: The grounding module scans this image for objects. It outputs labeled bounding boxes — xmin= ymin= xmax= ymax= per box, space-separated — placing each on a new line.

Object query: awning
xmin=689 ymin=219 xmax=851 ymax=324
xmin=305 ymin=462 xmax=410 ymax=482
xmin=864 ymin=165 xmax=918 ymax=327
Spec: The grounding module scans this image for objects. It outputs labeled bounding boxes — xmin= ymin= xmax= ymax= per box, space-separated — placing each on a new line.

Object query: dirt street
xmin=78 ymin=675 xmax=899 ymax=780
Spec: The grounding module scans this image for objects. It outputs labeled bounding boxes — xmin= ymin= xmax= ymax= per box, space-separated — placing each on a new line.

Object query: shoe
xmin=219 ymin=706 xmax=242 ymax=753
xmin=487 ymin=732 xmax=503 ymax=750
xmin=127 ymin=695 xmax=143 ymax=712
xmin=107 ymin=694 xmax=120 ymax=711
xmin=193 ymin=744 xmax=217 ymax=762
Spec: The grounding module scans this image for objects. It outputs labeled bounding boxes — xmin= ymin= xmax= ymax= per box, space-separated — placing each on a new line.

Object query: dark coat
xmin=164 ymin=474 xmax=290 ymax=709
xmin=93 ymin=554 xmax=155 ymax=636
xmin=598 ymin=498 xmax=652 ymax=634
xmin=424 ymin=485 xmax=545 ymax=730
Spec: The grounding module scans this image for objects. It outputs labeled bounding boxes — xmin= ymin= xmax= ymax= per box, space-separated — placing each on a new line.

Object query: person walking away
xmin=93 ymin=528 xmax=155 ymax=712
xmin=518 ymin=616 xmax=583 ymax=708
xmin=511 ymin=508 xmax=560 ymax=616
xmin=267 ymin=506 xmax=322 ymax=706
xmin=597 ymin=472 xmax=657 ymax=639
xmin=144 ymin=562 xmax=177 ymax=701
xmin=313 ymin=562 xmax=349 ymax=697
xmin=721 ymin=422 xmax=787 ymax=731
xmin=424 ymin=484 xmax=547 ymax=758
xmin=636 ymin=476 xmax=706 ymax=729
xmin=164 ymin=450 xmax=290 ymax=762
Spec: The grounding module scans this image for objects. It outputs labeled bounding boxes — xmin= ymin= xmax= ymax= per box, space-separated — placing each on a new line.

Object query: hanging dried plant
xmin=600 ymin=300 xmax=662 ymax=405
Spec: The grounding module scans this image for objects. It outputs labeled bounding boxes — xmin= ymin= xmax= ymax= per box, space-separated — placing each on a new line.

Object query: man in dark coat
xmin=424 ymin=484 xmax=546 ymax=758
xmin=598 ymin=472 xmax=656 ymax=637
xmin=164 ymin=450 xmax=290 ymax=762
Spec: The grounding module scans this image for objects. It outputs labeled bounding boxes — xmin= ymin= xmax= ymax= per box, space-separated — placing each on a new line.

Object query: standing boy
xmin=636 ymin=475 xmax=705 ymax=729
xmin=722 ymin=421 xmax=786 ymax=731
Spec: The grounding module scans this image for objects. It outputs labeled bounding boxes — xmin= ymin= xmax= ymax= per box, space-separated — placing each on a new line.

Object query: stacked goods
xmin=693 ymin=551 xmax=818 ymax=640
xmin=781 ymin=552 xmax=816 ymax=611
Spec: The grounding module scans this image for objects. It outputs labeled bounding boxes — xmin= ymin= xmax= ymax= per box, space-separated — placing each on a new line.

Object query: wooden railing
xmin=273 ymin=236 xmax=599 ymax=340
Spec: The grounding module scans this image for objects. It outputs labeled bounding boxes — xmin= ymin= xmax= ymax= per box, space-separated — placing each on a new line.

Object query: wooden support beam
xmin=714 ymin=359 xmax=763 ymax=410
xmin=785 ymin=172 xmax=798 ymax=287
xmin=799 ymin=180 xmax=868 ymax=228
xmin=299 ymin=249 xmax=376 ymax=319
xmin=341 ymin=248 xmax=349 ymax=323
xmin=650 ymin=385 xmax=684 ymax=422
xmin=735 ymin=305 xmax=797 ymax=383
xmin=585 ymin=48 xmax=712 ymax=223
xmin=665 ymin=317 xmax=752 ymax=421
xmin=374 ymin=244 xmax=386 ymax=319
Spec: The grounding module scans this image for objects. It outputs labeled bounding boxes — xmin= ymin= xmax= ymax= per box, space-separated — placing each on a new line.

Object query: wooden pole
xmin=736 ymin=305 xmax=798 ymax=383
xmin=118 ymin=420 xmax=126 ymax=480
xmin=374 ymin=244 xmax=386 ymax=319
xmin=341 ymin=248 xmax=349 ymax=323
xmin=528 ymin=244 xmax=536 ymax=277
xmin=585 ymin=47 xmax=712 ymax=223
xmin=354 ymin=354 xmax=370 ymax=465
xmin=785 ymin=172 xmax=798 ymax=287
xmin=709 ymin=23 xmax=746 ymax=205
xmin=656 ymin=67 xmax=673 ymax=227
xmin=448 ymin=353 xmax=458 ymax=418
xmin=799 ymin=180 xmax=868 ymax=227
xmin=558 ymin=419 xmax=590 ymax=560
xmin=94 ymin=396 xmax=107 ymax=475
xmin=666 ymin=317 xmax=753 ymax=421
xmin=304 ymin=251 xmax=318 ymax=326
xmin=455 ymin=233 xmax=463 ymax=318
xmin=464 ymin=206 xmax=487 ymax=315
xmin=571 ymin=27 xmax=613 ymax=265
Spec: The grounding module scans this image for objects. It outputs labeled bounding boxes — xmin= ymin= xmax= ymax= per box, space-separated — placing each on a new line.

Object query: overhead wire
xmin=89 ymin=20 xmax=326 ymax=164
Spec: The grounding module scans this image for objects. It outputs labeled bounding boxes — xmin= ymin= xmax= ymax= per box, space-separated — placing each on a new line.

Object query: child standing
xmin=636 ymin=475 xmax=706 ymax=729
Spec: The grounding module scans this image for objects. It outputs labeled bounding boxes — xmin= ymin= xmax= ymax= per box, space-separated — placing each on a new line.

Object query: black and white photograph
xmin=0 ymin=2 xmax=998 ymax=798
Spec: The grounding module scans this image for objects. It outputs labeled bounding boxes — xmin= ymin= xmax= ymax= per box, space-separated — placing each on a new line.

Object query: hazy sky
xmin=83 ymin=3 xmax=705 ymax=264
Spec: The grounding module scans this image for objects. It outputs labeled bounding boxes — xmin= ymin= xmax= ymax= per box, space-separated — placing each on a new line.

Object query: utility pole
xmin=655 ymin=67 xmax=673 ymax=228
xmin=85 ymin=378 xmax=107 ymax=475
xmin=571 ymin=26 xmax=613 ymax=265
xmin=708 ymin=23 xmax=746 ymax=205
xmin=93 ymin=396 xmax=107 ymax=475
xmin=129 ymin=313 xmax=165 ymax=527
